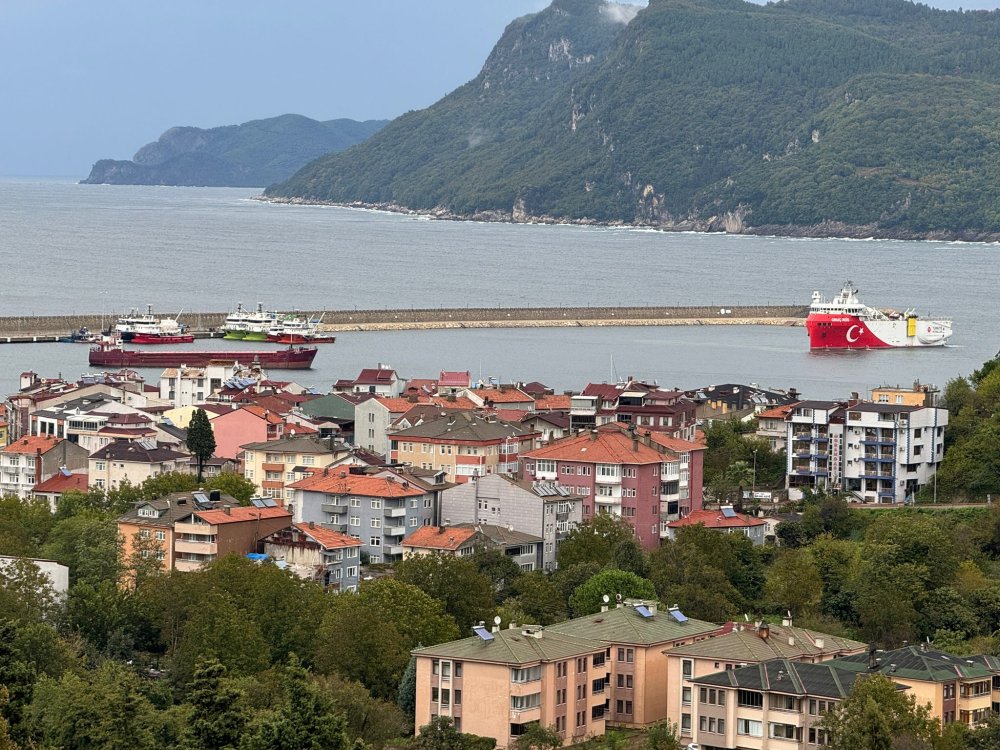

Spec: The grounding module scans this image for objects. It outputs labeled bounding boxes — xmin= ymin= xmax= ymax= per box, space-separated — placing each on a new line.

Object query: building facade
xmin=261 ymin=521 xmax=362 ymax=591
xmin=0 ymin=435 xmax=89 ymax=500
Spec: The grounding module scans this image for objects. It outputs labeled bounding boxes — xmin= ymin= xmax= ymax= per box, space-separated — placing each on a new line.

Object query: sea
xmin=1 ymin=177 xmax=997 ymax=400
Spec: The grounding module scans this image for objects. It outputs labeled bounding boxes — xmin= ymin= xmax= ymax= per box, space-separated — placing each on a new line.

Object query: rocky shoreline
xmin=257 ymin=196 xmax=1000 ymax=243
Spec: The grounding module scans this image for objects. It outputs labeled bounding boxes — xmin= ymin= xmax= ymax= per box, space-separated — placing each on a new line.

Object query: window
xmin=622 ymin=467 xmax=636 ymax=478
xmin=614 ymin=700 xmax=632 ymax=715
xmin=409 ymin=517 xmax=418 ymax=527
xmin=617 ymin=647 xmax=634 ymax=663
xmin=556 ymin=661 xmax=567 ymax=678
xmin=155 ymin=530 xmax=166 ymax=541
xmin=346 ymin=566 xmax=357 ymax=578
xmin=511 ymin=666 xmax=541 ymax=683
xmin=809 ymin=727 xmax=831 ymax=746
xmin=369 ymin=536 xmax=381 ymax=546
xmin=371 ymin=499 xmax=381 ymax=509
xmin=371 ymin=518 xmax=381 ymax=528
xmin=302 ymin=455 xmax=315 ymax=465
xmin=770 ymin=694 xmax=798 ymax=712
xmin=738 ymin=719 xmax=763 ymax=737
xmin=682 ymin=659 xmax=693 ymax=679
xmin=769 ymin=723 xmax=798 ymax=740
xmin=738 ymin=690 xmax=763 ymax=709
xmin=510 ymin=693 xmax=541 ymax=710
xmin=95 ymin=461 xmax=106 ymax=471
xmin=349 ymin=516 xmax=360 ymax=526
xmin=351 ymin=498 xmax=361 ymax=507
xmin=576 ymin=684 xmax=587 ymax=700
xmin=535 ymin=460 xmax=555 ymax=473
xmin=681 ymin=686 xmax=690 ymax=704
xmin=576 ymin=657 xmax=588 ymax=673
xmin=139 ymin=529 xmax=150 ymax=539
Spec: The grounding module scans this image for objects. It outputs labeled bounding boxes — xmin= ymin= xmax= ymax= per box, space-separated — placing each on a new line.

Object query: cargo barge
xmin=88 ymin=343 xmax=318 ymax=369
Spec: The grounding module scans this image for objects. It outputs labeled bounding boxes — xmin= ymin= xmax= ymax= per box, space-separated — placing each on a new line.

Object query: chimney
xmin=868 ymin=643 xmax=879 ymax=668
xmin=223 ymin=505 xmax=232 ymax=515
xmin=758 ymin=623 xmax=770 ymax=640
xmin=308 ymin=520 xmax=315 ymax=529
xmin=209 ymin=489 xmax=221 ymax=502
xmin=782 ymin=611 xmax=792 ymax=628
xmin=590 ymin=429 xmax=598 ymax=441
xmin=815 ymin=638 xmax=825 ymax=649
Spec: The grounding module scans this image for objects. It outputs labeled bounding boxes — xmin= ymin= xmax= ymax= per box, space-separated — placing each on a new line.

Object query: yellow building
xmin=0 ymin=418 xmax=7 ymax=446
xmin=160 ymin=405 xmax=198 ymax=429
xmin=870 ymin=381 xmax=938 ymax=407
xmin=241 ymin=435 xmax=350 ymax=504
xmin=390 ymin=412 xmax=537 ymax=484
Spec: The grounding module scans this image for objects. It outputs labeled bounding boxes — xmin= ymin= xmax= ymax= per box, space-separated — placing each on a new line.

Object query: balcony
xmin=595 ymin=474 xmax=621 ymax=485
xmin=322 ymin=502 xmax=348 ymax=514
xmin=387 ymin=545 xmax=405 ymax=556
xmin=386 ymin=524 xmax=406 ymax=537
xmin=384 ymin=506 xmax=406 ymax=518
xmin=175 ymin=539 xmax=218 ymax=555
xmin=175 ymin=521 xmax=218 ymax=536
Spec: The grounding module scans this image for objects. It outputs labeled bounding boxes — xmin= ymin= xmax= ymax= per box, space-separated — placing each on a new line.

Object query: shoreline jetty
xmin=0 ymin=305 xmax=807 ymax=344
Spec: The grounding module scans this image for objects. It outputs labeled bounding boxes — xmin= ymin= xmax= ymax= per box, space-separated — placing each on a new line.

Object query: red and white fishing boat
xmin=806 ymin=282 xmax=952 ymax=349
xmin=113 ymin=306 xmax=194 ymax=344
xmin=265 ymin=313 xmax=336 ymax=345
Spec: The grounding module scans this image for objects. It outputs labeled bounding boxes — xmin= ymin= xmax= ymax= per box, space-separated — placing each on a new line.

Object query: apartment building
xmin=390 ymin=412 xmax=538 ymax=484
xmin=688 ymin=658 xmax=871 ymax=749
xmin=785 ymin=400 xmax=947 ymax=504
xmin=355 ymin=396 xmax=473 ymax=457
xmin=413 ymin=624 xmax=610 ymax=748
xmin=117 ymin=491 xmax=229 ymax=572
xmin=684 ymin=384 xmax=800 ymax=424
xmin=33 ymin=470 xmax=89 ymax=512
xmin=547 ymin=600 xmax=723 ymax=729
xmin=830 ymin=645 xmax=1000 ymax=728
xmin=570 ymin=381 xmax=697 ymax=440
xmin=440 ymin=473 xmax=583 ymax=571
xmin=288 ymin=468 xmax=436 ymax=563
xmin=522 ymin=426 xmax=705 ymax=551
xmin=870 ymin=381 xmax=939 ymax=407
xmin=241 ymin=435 xmax=351 ymax=504
xmin=89 ymin=440 xmax=190 ymax=491
xmin=0 ymin=435 xmax=88 ymax=499
xmin=261 ymin=521 xmax=362 ymax=591
xmin=173 ymin=502 xmax=291 ymax=572
xmin=755 ymin=404 xmax=797 ymax=453
xmin=209 ymin=405 xmax=285 ymax=460
xmin=664 ymin=619 xmax=865 ymax=740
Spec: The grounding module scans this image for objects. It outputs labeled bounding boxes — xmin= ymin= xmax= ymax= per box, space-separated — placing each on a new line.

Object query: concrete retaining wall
xmin=0 ymin=305 xmax=808 ymax=337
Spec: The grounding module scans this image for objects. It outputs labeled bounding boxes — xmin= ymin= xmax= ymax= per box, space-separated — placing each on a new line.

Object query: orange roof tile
xmin=645 ymin=433 xmax=706 ymax=453
xmin=402 ymin=525 xmax=480 ymax=551
xmin=667 ymin=509 xmax=766 ymax=529
xmin=525 ymin=430 xmax=663 ymax=464
xmin=193 ymin=506 xmax=292 ymax=525
xmin=756 ymin=403 xmax=798 ymax=420
xmin=468 ymin=388 xmax=533 ymax=403
xmin=289 ymin=472 xmax=425 ymax=498
xmin=534 ymin=394 xmax=572 ymax=410
xmin=376 ymin=396 xmax=476 ymax=413
xmin=3 ymin=435 xmax=63 ymax=454
xmin=293 ymin=522 xmax=363 ymax=549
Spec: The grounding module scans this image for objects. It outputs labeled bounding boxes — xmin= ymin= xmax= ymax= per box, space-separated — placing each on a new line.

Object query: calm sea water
xmin=1 ymin=178 xmax=996 ymax=399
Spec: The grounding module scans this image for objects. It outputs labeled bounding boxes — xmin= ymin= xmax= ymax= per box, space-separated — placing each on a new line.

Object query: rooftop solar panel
xmin=721 ymin=506 xmax=737 ymax=518
xmin=669 ymin=608 xmax=689 ymax=623
xmin=473 ymin=626 xmax=495 ymax=642
xmin=635 ymin=605 xmax=653 ymax=618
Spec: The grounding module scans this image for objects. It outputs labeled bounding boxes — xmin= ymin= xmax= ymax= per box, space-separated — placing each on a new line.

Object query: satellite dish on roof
xmin=494 ymin=615 xmax=502 ymax=626
xmin=602 ymin=595 xmax=610 ymax=604
xmin=615 ymin=593 xmax=622 ymax=603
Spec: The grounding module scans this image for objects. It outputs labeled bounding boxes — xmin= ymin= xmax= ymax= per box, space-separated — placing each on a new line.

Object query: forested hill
xmin=265 ymin=0 xmax=1000 ymax=240
xmin=82 ymin=115 xmax=387 ymax=187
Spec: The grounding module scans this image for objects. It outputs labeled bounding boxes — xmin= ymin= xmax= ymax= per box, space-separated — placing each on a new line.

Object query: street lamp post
xmin=751 ymin=449 xmax=758 ymax=498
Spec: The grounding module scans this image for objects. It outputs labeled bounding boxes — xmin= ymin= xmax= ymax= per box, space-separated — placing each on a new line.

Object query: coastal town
xmin=4 ymin=339 xmax=999 ymax=749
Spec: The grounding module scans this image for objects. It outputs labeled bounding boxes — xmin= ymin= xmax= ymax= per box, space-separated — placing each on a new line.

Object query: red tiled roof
xmin=376 ymin=396 xmax=476 ymax=413
xmin=534 ymin=394 xmax=572 ymax=410
xmin=469 ymin=388 xmax=533 ymax=404
xmin=356 ymin=368 xmax=397 ymax=384
xmin=645 ymin=432 xmax=706 ymax=453
xmin=33 ymin=472 xmax=89 ymax=493
xmin=581 ymin=383 xmax=620 ymax=401
xmin=194 ymin=506 xmax=292 ymax=525
xmin=289 ymin=472 xmax=425 ymax=498
xmin=667 ymin=509 xmax=766 ymax=529
xmin=284 ymin=422 xmax=318 ymax=435
xmin=438 ymin=370 xmax=471 ymax=387
xmin=524 ymin=430 xmax=663 ymax=465
xmin=757 ymin=403 xmax=799 ymax=420
xmin=240 ymin=405 xmax=285 ymax=424
xmin=402 ymin=525 xmax=479 ymax=551
xmin=293 ymin=522 xmax=363 ymax=549
xmin=3 ymin=435 xmax=63 ymax=454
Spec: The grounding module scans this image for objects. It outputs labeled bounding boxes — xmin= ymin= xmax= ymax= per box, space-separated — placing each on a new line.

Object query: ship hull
xmin=807 ymin=314 xmax=951 ymax=349
xmin=268 ymin=333 xmax=336 ymax=345
xmin=89 ymin=346 xmax=318 ymax=369
xmin=223 ymin=331 xmax=247 ymax=340
xmin=130 ymin=334 xmax=195 ymax=345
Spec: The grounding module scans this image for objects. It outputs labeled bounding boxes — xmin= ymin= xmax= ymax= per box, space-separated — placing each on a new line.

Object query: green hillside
xmin=82 ymin=114 xmax=387 ymax=187
xmin=266 ymin=0 xmax=1000 ymax=238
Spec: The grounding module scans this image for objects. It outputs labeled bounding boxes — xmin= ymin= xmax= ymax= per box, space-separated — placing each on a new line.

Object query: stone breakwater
xmin=0 ymin=306 xmax=807 ymax=341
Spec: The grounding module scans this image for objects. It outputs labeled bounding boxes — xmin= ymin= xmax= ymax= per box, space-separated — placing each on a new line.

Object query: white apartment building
xmin=786 ymin=400 xmax=947 ymax=504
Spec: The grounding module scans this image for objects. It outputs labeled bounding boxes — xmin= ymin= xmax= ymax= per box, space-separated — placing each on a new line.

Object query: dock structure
xmin=0 ymin=305 xmax=808 ymax=343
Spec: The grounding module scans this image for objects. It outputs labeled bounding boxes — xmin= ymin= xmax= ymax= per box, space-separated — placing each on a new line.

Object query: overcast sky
xmin=1 ymin=0 xmax=995 ymax=177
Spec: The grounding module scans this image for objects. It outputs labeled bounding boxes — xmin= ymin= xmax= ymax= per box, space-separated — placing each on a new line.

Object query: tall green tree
xmin=821 ymin=673 xmax=940 ymax=750
xmin=556 ymin=514 xmax=647 ymax=576
xmin=242 ymin=655 xmax=358 ymax=750
xmin=414 ymin=717 xmax=495 ymax=750
xmin=180 ymin=657 xmax=246 ymax=750
xmin=568 ymin=569 xmax=657 ymax=616
xmin=513 ymin=723 xmax=561 ymax=750
xmin=397 ymin=656 xmax=417 ymax=719
xmin=0 ymin=687 xmax=18 ymax=750
xmin=395 ymin=553 xmax=495 ymax=630
xmin=186 ymin=408 xmax=217 ymax=483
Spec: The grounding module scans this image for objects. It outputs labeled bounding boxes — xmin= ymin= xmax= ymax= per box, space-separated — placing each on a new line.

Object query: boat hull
xmin=223 ymin=331 xmax=247 ymax=340
xmin=89 ymin=346 xmax=318 ymax=369
xmin=243 ymin=332 xmax=268 ymax=342
xmin=269 ymin=334 xmax=337 ymax=345
xmin=807 ymin=314 xmax=951 ymax=349
xmin=130 ymin=334 xmax=195 ymax=345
